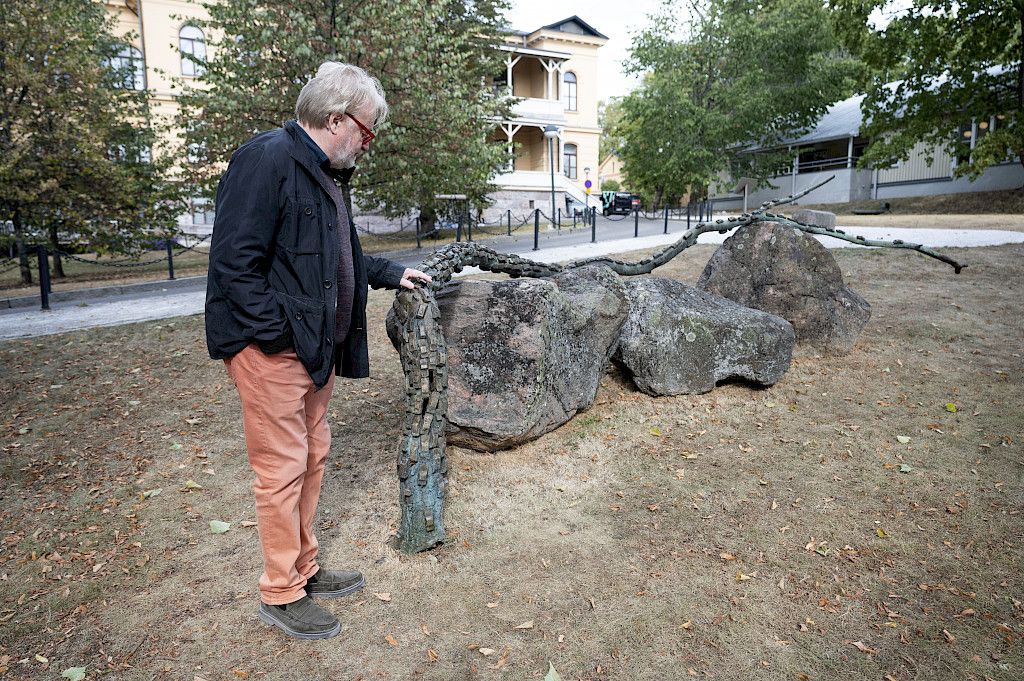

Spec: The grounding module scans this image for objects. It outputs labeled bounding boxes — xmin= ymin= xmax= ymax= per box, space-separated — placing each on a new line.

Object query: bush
xmin=601 ymin=179 xmax=620 ymax=192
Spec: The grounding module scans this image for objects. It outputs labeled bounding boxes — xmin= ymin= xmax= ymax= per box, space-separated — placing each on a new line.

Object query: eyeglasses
xmin=345 ymin=112 xmax=376 ymax=145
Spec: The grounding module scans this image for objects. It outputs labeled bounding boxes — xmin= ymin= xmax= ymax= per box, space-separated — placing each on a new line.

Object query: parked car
xmin=601 ymin=191 xmax=636 ymax=216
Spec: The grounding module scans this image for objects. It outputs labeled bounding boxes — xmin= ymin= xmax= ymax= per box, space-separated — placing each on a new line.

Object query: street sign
xmin=585 ymin=187 xmax=591 ymax=194
xmin=584 ymin=180 xmax=592 ymax=189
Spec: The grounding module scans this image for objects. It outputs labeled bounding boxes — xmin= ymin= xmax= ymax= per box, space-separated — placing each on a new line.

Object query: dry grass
xmin=1 ymin=243 xmax=1022 ymax=680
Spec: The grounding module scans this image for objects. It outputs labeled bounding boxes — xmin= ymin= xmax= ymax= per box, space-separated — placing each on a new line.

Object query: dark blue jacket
xmin=205 ymin=120 xmax=405 ymax=389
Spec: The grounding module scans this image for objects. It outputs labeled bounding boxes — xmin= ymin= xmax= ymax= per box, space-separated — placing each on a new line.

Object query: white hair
xmin=294 ymin=61 xmax=388 ymax=130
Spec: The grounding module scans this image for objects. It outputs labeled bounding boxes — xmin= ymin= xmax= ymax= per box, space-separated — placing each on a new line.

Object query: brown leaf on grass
xmin=479 ymin=648 xmax=496 ymax=656
xmin=514 ymin=620 xmax=534 ymax=630
xmin=232 ymin=671 xmax=249 ymax=679
xmin=420 ymin=623 xmax=430 ymax=636
xmin=374 ymin=592 xmax=391 ymax=603
xmin=426 ymin=649 xmax=439 ymax=662
xmin=795 ymin=673 xmax=810 ymax=681
xmin=995 ymin=623 xmax=1014 ymax=633
xmin=942 ymin=629 xmax=956 ymax=644
xmin=678 ymin=621 xmax=693 ymax=630
xmin=486 ymin=602 xmax=499 ymax=608
xmin=720 ymin=552 xmax=736 ymax=561
xmin=848 ymin=640 xmax=877 ymax=655
xmin=384 ymin=633 xmax=398 ymax=647
xmin=239 ymin=521 xmax=257 ymax=528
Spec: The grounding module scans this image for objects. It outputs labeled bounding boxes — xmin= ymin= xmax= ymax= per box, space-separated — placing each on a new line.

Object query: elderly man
xmin=205 ymin=62 xmax=430 ymax=640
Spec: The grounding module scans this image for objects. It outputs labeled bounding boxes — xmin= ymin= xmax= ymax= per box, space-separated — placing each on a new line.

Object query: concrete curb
xmin=0 ymin=275 xmax=207 ymax=310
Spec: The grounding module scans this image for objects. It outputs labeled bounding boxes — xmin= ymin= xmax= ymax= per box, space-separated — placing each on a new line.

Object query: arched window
xmin=108 ymin=45 xmax=145 ymax=90
xmin=563 ymin=143 xmax=578 ymax=179
xmin=179 ymin=26 xmax=206 ymax=76
xmin=563 ymin=71 xmax=577 ymax=111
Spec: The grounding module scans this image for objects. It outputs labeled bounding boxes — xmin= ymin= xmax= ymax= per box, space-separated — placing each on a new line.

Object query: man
xmin=205 ymin=62 xmax=431 ymax=640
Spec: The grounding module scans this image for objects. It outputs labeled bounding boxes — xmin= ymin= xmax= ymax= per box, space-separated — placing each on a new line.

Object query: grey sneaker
xmin=304 ymin=568 xmax=365 ymax=599
xmin=258 ymin=596 xmax=341 ymax=640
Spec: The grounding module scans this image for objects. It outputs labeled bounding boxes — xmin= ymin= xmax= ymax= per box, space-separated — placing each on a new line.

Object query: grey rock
xmin=387 ymin=265 xmax=627 ymax=451
xmin=791 ymin=208 xmax=837 ymax=229
xmin=614 ymin=278 xmax=794 ymax=395
xmin=697 ymin=221 xmax=870 ymax=353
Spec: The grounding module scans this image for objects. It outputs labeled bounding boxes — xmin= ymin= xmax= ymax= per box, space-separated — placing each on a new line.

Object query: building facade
xmin=489 ymin=17 xmax=607 ymax=220
xmin=712 ymin=92 xmax=1023 ymax=209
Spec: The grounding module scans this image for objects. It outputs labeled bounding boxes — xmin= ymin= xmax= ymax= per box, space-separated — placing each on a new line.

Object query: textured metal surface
xmin=392 ymin=176 xmax=966 ymax=553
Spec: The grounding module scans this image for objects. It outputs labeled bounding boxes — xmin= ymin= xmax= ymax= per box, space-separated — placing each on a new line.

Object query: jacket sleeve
xmin=364 ymin=255 xmax=406 ymax=290
xmin=208 ymin=143 xmax=288 ymax=341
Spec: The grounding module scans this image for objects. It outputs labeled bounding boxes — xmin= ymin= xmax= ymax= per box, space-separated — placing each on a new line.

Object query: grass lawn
xmin=0 ymin=241 xmax=1021 ymax=680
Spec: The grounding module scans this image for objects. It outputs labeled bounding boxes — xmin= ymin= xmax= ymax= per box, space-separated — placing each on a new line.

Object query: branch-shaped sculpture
xmin=392 ymin=177 xmax=966 ymax=552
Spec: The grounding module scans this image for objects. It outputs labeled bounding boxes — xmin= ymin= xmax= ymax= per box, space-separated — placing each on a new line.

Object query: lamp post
xmin=543 ymin=125 xmax=558 ymax=229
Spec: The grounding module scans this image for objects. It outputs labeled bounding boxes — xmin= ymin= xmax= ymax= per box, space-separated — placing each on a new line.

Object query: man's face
xmin=328 ymin=107 xmax=375 ymax=170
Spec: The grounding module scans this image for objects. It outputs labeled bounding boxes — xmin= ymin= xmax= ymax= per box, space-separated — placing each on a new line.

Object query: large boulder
xmin=697 ymin=221 xmax=870 ymax=353
xmin=614 ymin=278 xmax=795 ymax=395
xmin=387 ymin=265 xmax=628 ymax=451
xmin=790 ymin=208 xmax=836 ymax=229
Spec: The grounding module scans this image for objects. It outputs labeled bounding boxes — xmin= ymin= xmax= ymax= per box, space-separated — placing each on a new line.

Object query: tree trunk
xmin=13 ymin=207 xmax=31 ymax=285
xmin=48 ymin=223 xmax=65 ymax=278
xmin=419 ymin=205 xmax=437 ymax=234
xmin=653 ymin=186 xmax=664 ymax=213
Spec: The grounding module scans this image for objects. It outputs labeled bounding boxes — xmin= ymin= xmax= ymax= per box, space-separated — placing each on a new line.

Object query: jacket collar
xmin=284 ymin=120 xmax=355 ymax=204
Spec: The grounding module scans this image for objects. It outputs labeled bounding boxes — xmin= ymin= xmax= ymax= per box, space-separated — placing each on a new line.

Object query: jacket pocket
xmin=274 ymin=291 xmax=325 ymax=370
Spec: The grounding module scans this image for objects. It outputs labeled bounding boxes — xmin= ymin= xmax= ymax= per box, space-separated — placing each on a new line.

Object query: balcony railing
xmin=510 ymin=97 xmax=566 ymax=122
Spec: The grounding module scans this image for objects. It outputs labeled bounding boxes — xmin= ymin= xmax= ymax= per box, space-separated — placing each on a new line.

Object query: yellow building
xmin=491 ymin=16 xmax=608 ymax=219
xmin=102 ymin=4 xmax=606 ymax=229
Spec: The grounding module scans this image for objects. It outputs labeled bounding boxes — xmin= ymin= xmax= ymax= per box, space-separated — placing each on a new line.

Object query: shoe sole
xmin=305 ymin=574 xmax=365 ymax=599
xmin=258 ymin=607 xmax=341 ymax=640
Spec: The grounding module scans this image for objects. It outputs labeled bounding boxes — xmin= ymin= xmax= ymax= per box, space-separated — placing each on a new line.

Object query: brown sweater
xmin=315 ymin=166 xmax=356 ymax=342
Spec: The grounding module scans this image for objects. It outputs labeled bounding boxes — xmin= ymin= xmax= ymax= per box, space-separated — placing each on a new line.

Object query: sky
xmin=504 ymin=0 xmax=671 ymax=103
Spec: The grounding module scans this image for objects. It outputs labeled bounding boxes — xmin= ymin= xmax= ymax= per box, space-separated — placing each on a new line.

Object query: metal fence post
xmin=687 ymin=202 xmax=691 ymax=230
xmin=533 ymin=209 xmax=540 ymax=251
xmin=455 ymin=213 xmax=462 ymax=243
xmin=166 ymin=239 xmax=175 ymax=280
xmin=590 ymin=207 xmax=596 ymax=243
xmin=37 ymin=245 xmax=51 ymax=310
xmin=634 ymin=208 xmax=639 ymax=238
xmin=415 ymin=216 xmax=422 ymax=249
xmin=467 ymin=205 xmax=473 ymax=242
xmin=507 ymin=209 xmax=512 ymax=236
xmin=663 ymin=205 xmax=669 ymax=234
xmin=708 ymin=199 xmax=713 ymax=223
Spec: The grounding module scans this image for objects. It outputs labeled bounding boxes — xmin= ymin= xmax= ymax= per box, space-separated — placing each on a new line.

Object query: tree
xmin=176 ymin=0 xmax=513 ymax=227
xmin=598 ymin=97 xmax=625 ymax=163
xmin=614 ymin=0 xmax=863 ymax=207
xmin=832 ymin=0 xmax=1024 ymax=179
xmin=0 ymin=0 xmax=181 ymax=283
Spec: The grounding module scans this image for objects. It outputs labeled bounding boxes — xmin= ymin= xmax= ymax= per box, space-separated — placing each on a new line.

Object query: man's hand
xmin=399 ymin=267 xmax=433 ymax=290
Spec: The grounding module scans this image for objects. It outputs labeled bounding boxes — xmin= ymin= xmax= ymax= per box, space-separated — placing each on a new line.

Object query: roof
xmin=785 ymin=93 xmax=865 ymax=145
xmin=538 ymin=16 xmax=609 ymax=40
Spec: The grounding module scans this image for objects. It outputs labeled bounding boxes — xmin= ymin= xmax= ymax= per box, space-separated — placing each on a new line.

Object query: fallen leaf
xmin=720 ymin=553 xmax=736 ymax=561
xmin=384 ymin=633 xmax=398 ymax=646
xmin=945 ymin=403 xmax=957 ymax=413
xmin=420 ymin=623 xmax=430 ymax=636
xmin=545 ymin=662 xmax=564 ymax=681
xmin=514 ymin=620 xmax=534 ymax=630
xmin=876 ymin=528 xmax=889 ymax=538
xmin=426 ymin=649 xmax=439 ymax=662
xmin=239 ymin=521 xmax=257 ymax=528
xmin=736 ymin=572 xmax=755 ymax=581
xmin=849 ymin=640 xmax=877 ymax=655
xmin=374 ymin=592 xmax=391 ymax=602
xmin=35 ymin=654 xmax=48 ymax=664
xmin=479 ymin=648 xmax=496 ymax=656
xmin=679 ymin=621 xmax=693 ymax=630
xmin=899 ymin=464 xmax=913 ymax=473
xmin=183 ymin=480 xmax=203 ymax=490
xmin=232 ymin=671 xmax=249 ymax=679
xmin=650 ymin=427 xmax=662 ymax=436
xmin=942 ymin=629 xmax=956 ymax=644
xmin=896 ymin=435 xmax=911 ymax=444
xmin=486 ymin=602 xmax=499 ymax=608
xmin=61 ymin=669 xmax=86 ymax=681
xmin=141 ymin=488 xmax=162 ymax=499
xmin=209 ymin=520 xmax=230 ymax=534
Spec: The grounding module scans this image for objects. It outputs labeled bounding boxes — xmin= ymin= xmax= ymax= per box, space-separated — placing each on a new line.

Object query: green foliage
xmin=176 ymin=0 xmax=513 ymax=217
xmin=0 ymin=0 xmax=182 ymax=258
xmin=615 ymin=0 xmax=862 ymax=205
xmin=833 ymin=0 xmax=1024 ymax=178
xmin=598 ymin=97 xmax=625 ymax=162
xmin=601 ymin=179 xmax=621 ymax=192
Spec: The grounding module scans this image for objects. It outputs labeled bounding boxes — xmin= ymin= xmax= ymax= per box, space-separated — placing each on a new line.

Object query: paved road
xmin=2 ymin=218 xmax=1022 ymax=341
